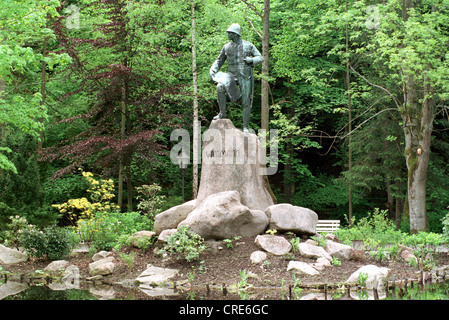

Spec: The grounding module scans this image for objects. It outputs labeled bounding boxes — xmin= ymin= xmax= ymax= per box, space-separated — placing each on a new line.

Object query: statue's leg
xmin=240 ymin=79 xmax=252 ymax=132
xmin=213 ymin=83 xmax=227 ymax=120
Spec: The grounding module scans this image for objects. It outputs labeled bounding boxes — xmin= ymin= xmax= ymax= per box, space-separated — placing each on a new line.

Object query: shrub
xmin=335 ymin=208 xmax=406 ymax=247
xmin=136 ymin=184 xmax=166 ymax=221
xmin=162 ymin=225 xmax=206 ymax=262
xmin=77 ymin=211 xmax=151 ymax=251
xmin=19 ymin=226 xmax=74 ymax=260
xmin=2 ymin=215 xmax=36 ymax=248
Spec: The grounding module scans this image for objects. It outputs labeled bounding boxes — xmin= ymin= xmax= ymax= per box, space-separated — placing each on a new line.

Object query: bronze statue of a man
xmin=210 ymin=23 xmax=263 ymax=133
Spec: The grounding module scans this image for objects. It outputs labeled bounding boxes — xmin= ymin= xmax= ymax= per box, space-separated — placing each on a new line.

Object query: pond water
xmin=2 ymin=279 xmax=449 ymax=300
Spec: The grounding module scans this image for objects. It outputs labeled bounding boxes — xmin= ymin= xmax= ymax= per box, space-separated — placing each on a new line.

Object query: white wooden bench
xmin=316 ymin=220 xmax=340 ymax=233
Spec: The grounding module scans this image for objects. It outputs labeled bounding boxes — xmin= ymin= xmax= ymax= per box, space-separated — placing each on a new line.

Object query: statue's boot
xmin=213 ymin=84 xmax=227 ymax=120
xmin=242 ymin=104 xmax=251 ymax=133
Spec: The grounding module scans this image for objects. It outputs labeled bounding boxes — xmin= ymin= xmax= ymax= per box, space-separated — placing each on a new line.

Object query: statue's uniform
xmin=210 ymin=38 xmax=263 ymax=129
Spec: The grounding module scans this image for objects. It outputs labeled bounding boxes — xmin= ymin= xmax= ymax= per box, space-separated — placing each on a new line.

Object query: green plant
xmin=265 ymin=229 xmax=277 ymax=235
xmin=292 ymin=275 xmax=302 ymax=300
xmin=332 ymin=257 xmax=341 ymax=266
xmin=290 ymin=237 xmax=300 ymax=252
xmin=311 ymin=235 xmax=327 ymax=248
xmin=223 ymin=236 xmax=242 ymax=249
xmin=2 ymin=215 xmax=36 ymax=248
xmin=19 ymin=226 xmax=74 ymax=260
xmin=119 ymin=252 xmax=137 ymax=270
xmin=403 ymin=232 xmax=445 ymax=271
xmin=163 ymin=225 xmax=206 ymax=262
xmin=357 ymin=272 xmax=369 ymax=287
xmin=136 ymin=184 xmax=166 ymax=220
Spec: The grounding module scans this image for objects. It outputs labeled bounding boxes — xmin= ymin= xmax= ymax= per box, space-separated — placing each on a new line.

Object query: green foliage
xmin=136 ymin=184 xmax=166 ymax=221
xmin=77 ymin=211 xmax=151 ymax=251
xmin=162 ymin=225 xmax=206 ymax=262
xmin=1 ymin=215 xmax=35 ymax=248
xmin=403 ymin=232 xmax=445 ymax=271
xmin=335 ymin=208 xmax=407 ymax=246
xmin=19 ymin=226 xmax=74 ymax=261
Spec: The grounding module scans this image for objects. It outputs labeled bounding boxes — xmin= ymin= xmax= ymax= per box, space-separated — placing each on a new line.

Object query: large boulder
xmin=88 ymin=256 xmax=115 ymax=276
xmin=325 ymin=240 xmax=354 ymax=260
xmin=136 ymin=264 xmax=178 ymax=287
xmin=178 ymin=191 xmax=268 ymax=240
xmin=346 ymin=265 xmax=390 ymax=290
xmin=297 ymin=242 xmax=332 ymax=262
xmin=255 ymin=234 xmax=292 ymax=256
xmin=287 ymin=261 xmax=320 ymax=276
xmin=0 ymin=244 xmax=28 ymax=265
xmin=196 ymin=119 xmax=275 ymax=212
xmin=265 ymin=204 xmax=318 ymax=235
xmin=154 ymin=200 xmax=197 ymax=235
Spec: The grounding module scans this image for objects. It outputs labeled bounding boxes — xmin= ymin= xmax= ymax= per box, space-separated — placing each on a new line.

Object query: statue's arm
xmin=250 ymin=45 xmax=263 ymax=66
xmin=210 ymin=47 xmax=226 ymax=77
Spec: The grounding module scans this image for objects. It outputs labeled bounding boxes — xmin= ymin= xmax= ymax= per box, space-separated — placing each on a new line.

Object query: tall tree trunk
xmin=403 ymin=78 xmax=433 ymax=233
xmin=118 ymin=81 xmax=126 ymax=210
xmin=401 ymin=0 xmax=433 ymax=233
xmin=38 ymin=36 xmax=48 ymax=150
xmin=345 ymin=0 xmax=353 ymax=227
xmin=191 ymin=0 xmax=199 ymax=199
xmin=260 ymin=0 xmax=270 ymax=132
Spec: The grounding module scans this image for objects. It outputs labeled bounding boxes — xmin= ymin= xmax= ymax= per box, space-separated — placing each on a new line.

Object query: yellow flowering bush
xmin=52 ymin=170 xmax=120 ymax=242
xmin=52 ymin=170 xmax=151 ymax=251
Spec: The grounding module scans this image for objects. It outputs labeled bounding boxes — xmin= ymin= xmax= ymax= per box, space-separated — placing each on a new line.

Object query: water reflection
xmin=1 ymin=279 xmax=449 ymax=300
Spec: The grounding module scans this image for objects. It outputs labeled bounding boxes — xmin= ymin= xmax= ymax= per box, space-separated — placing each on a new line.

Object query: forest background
xmin=1 ymin=0 xmax=449 ymax=238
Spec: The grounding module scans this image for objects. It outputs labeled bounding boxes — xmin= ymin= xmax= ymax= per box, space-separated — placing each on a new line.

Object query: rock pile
xmin=250 ymin=234 xmax=355 ymax=276
xmin=154 ymin=192 xmax=320 ymax=240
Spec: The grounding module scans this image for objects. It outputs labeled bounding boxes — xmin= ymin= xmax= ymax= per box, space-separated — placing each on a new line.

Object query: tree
xmin=0 ymin=0 xmax=70 ymax=172
xmin=40 ymin=0 xmax=188 ymax=210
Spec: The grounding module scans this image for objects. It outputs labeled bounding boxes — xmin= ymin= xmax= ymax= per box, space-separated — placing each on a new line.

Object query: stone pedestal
xmin=196 ymin=119 xmax=274 ymax=211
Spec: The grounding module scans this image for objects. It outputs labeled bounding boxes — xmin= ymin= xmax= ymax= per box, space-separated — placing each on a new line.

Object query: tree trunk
xmin=403 ymin=76 xmax=433 ymax=233
xmin=118 ymin=81 xmax=126 ymax=210
xmin=38 ymin=36 xmax=48 ymax=150
xmin=260 ymin=0 xmax=270 ymax=132
xmin=191 ymin=0 xmax=199 ymax=199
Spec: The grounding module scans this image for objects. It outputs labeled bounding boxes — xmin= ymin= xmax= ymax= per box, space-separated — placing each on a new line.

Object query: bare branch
xmin=350 ymin=65 xmax=402 ymax=109
xmin=241 ymin=0 xmax=263 ymax=18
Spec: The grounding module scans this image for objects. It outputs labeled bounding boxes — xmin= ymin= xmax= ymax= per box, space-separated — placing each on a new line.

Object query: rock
xmin=88 ymin=256 xmax=115 ymax=276
xmin=154 ymin=199 xmax=197 ymax=234
xmin=92 ymin=251 xmax=113 ymax=262
xmin=196 ymin=119 xmax=275 ymax=212
xmin=346 ymin=265 xmax=390 ymax=289
xmin=128 ymin=230 xmax=156 ymax=247
xmin=0 ymin=282 xmax=29 ymax=300
xmin=265 ymin=204 xmax=318 ymax=235
xmin=136 ymin=264 xmax=178 ymax=287
xmin=48 ymin=265 xmax=80 ymax=291
xmin=89 ymin=283 xmax=115 ymax=300
xmin=325 ymin=240 xmax=354 ymax=260
xmin=179 ymin=191 xmax=269 ymax=240
xmin=297 ymin=242 xmax=332 ymax=262
xmin=250 ymin=250 xmax=267 ymax=264
xmin=315 ymin=257 xmax=332 ymax=268
xmin=287 ymin=261 xmax=320 ymax=276
xmin=70 ymin=243 xmax=89 ymax=256
xmin=324 ymin=233 xmax=340 ymax=243
xmin=0 ymin=244 xmax=28 ymax=264
xmin=400 ymin=249 xmax=417 ymax=263
xmin=255 ymin=235 xmax=292 ymax=256
xmin=157 ymin=229 xmax=178 ymax=243
xmin=44 ymin=260 xmax=70 ymax=272
xmin=139 ymin=286 xmax=178 ymax=298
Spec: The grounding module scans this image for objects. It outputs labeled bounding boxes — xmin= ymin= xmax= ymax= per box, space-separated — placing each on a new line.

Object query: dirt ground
xmin=3 ymin=233 xmax=448 ymax=300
